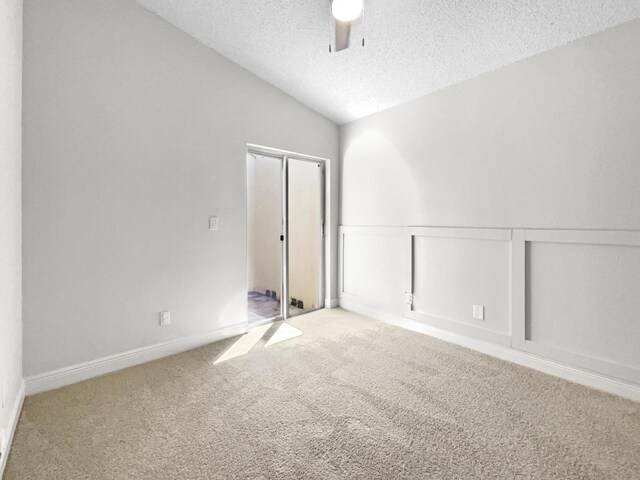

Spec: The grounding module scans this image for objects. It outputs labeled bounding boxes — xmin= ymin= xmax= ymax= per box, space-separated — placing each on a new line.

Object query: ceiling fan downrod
xmin=329 ymin=0 xmax=365 ymax=53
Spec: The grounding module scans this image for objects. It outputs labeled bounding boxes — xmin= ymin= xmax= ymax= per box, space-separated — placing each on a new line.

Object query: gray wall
xmin=341 ymin=19 xmax=640 ymax=229
xmin=0 ymin=0 xmax=23 ymax=441
xmin=22 ymin=0 xmax=339 ymax=376
xmin=339 ymin=20 xmax=640 ymax=386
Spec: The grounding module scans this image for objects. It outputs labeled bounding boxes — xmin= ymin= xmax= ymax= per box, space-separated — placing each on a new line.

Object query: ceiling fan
xmin=330 ymin=0 xmax=365 ymax=52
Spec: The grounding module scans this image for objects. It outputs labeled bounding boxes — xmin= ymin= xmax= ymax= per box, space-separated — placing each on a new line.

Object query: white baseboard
xmin=0 ymin=380 xmax=25 ymax=478
xmin=339 ymin=298 xmax=640 ymax=402
xmin=25 ymin=323 xmax=248 ymax=396
xmin=325 ymin=298 xmax=340 ymax=308
xmin=248 ymin=317 xmax=280 ymax=328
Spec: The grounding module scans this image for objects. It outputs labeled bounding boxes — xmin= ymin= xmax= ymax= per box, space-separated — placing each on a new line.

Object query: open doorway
xmin=246 ymin=148 xmax=326 ymax=324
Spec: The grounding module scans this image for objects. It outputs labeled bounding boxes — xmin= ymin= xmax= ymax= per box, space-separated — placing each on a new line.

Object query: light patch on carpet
xmin=5 ymin=308 xmax=640 ymax=479
xmin=213 ymin=323 xmax=271 ymax=364
xmin=265 ymin=323 xmax=303 ymax=348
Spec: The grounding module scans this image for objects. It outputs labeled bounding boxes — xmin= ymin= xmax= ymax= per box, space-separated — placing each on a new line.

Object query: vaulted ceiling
xmin=137 ymin=0 xmax=640 ymax=124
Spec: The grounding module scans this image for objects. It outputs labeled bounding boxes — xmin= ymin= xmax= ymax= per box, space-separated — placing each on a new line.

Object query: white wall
xmin=22 ymin=0 xmax=339 ymax=376
xmin=341 ymin=19 xmax=640 ymax=230
xmin=339 ymin=20 xmax=640 ymax=389
xmin=0 ymin=0 xmax=23 ymax=447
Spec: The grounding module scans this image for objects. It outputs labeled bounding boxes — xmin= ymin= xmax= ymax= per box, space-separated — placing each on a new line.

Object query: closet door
xmin=286 ymin=158 xmax=325 ymax=317
xmin=246 ymin=153 xmax=284 ymax=323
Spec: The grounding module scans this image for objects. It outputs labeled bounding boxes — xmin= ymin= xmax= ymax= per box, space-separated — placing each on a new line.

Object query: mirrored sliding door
xmin=246 ymin=153 xmax=284 ymax=324
xmin=286 ymin=158 xmax=325 ymax=317
xmin=246 ymin=150 xmax=325 ymax=323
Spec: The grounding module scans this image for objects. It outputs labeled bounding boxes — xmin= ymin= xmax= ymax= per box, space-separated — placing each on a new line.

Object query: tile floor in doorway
xmin=248 ymin=291 xmax=303 ymax=322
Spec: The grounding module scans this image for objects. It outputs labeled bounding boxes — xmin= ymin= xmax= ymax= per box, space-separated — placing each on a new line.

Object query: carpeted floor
xmin=5 ymin=309 xmax=640 ymax=479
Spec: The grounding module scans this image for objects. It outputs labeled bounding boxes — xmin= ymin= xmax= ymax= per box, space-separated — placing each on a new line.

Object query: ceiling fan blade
xmin=334 ymin=20 xmax=351 ymax=52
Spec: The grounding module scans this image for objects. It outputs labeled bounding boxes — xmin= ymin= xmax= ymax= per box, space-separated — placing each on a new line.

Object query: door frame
xmin=246 ymin=143 xmax=332 ymax=322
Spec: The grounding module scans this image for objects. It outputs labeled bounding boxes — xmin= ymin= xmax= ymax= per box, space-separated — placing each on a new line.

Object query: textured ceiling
xmin=137 ymin=0 xmax=640 ymax=124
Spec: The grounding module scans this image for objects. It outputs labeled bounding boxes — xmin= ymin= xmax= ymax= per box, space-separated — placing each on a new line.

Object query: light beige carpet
xmin=6 ymin=309 xmax=640 ymax=479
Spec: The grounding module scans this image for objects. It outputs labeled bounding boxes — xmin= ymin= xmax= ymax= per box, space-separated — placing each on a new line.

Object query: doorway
xmin=246 ymin=148 xmax=326 ymax=324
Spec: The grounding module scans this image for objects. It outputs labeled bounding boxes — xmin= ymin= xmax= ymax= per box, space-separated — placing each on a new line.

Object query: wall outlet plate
xmin=159 ymin=311 xmax=171 ymax=326
xmin=473 ymin=305 xmax=485 ymax=321
xmin=209 ymin=216 xmax=219 ymax=231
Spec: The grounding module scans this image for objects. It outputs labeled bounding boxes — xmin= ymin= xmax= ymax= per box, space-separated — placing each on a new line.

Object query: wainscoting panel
xmin=339 ymin=225 xmax=640 ymax=391
xmin=521 ymin=229 xmax=640 ymax=385
xmin=407 ymin=228 xmax=511 ymax=345
xmin=339 ymin=226 xmax=405 ymax=317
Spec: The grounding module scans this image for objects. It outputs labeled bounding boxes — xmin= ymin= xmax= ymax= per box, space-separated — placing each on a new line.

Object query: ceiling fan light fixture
xmin=331 ymin=0 xmax=363 ymax=22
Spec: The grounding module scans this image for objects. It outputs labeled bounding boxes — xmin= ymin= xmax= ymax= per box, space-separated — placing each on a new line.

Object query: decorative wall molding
xmin=340 ymin=297 xmax=640 ymax=402
xmin=406 ymin=226 xmax=512 ymax=241
xmin=338 ymin=225 xmax=405 ymax=300
xmin=339 ymin=224 xmax=640 ymax=399
xmin=25 ymin=323 xmax=248 ymax=395
xmin=339 ymin=292 xmax=399 ymax=316
xmin=404 ymin=226 xmax=512 ymax=347
xmin=524 ymin=229 xmax=640 ymax=247
xmin=513 ymin=228 xmax=640 ymax=385
xmin=0 ymin=380 xmax=25 ymax=478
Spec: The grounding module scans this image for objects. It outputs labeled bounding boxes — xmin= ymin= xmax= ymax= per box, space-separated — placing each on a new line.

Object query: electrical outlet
xmin=473 ymin=305 xmax=485 ymax=321
xmin=209 ymin=216 xmax=219 ymax=231
xmin=1 ymin=377 xmax=5 ymax=409
xmin=159 ymin=311 xmax=171 ymax=326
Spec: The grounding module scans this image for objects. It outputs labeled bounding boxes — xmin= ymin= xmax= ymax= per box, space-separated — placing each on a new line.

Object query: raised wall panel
xmin=526 ymin=241 xmax=640 ymax=372
xmin=410 ymin=233 xmax=511 ymax=343
xmin=339 ymin=225 xmax=640 ymax=391
xmin=341 ymin=228 xmax=405 ymax=316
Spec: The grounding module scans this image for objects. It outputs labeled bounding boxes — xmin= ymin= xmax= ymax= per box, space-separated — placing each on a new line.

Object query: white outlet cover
xmin=209 ymin=216 xmax=219 ymax=231
xmin=159 ymin=311 xmax=171 ymax=326
xmin=473 ymin=305 xmax=485 ymax=321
